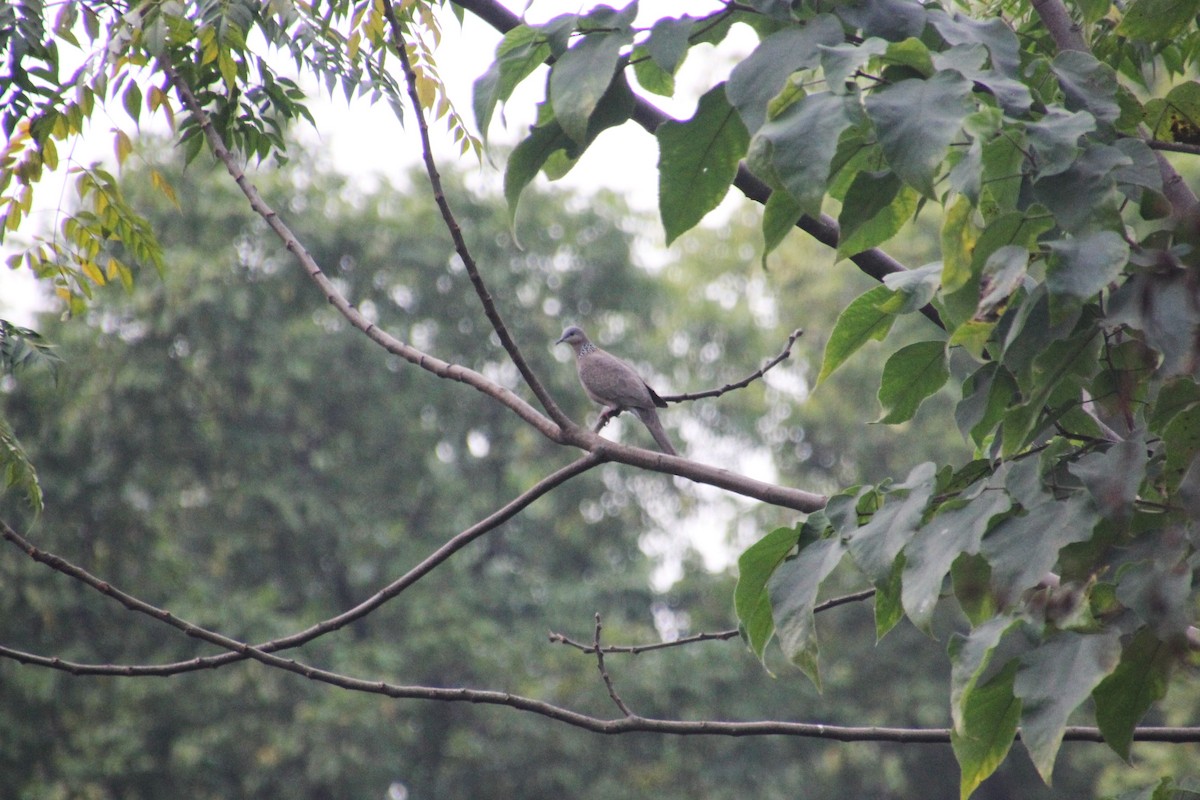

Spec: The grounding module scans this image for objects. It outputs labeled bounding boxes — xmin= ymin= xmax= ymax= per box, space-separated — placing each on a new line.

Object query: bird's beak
xmin=555 ymin=334 xmax=568 ymax=345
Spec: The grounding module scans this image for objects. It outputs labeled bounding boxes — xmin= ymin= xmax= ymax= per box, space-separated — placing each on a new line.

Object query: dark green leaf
xmin=1116 ymin=0 xmax=1200 ymax=40
xmin=1045 ymin=230 xmax=1129 ymax=302
xmin=1014 ymin=631 xmax=1121 ymax=782
xmin=846 ymin=462 xmax=937 ymax=583
xmin=657 ymin=84 xmax=749 ymax=244
xmin=473 ymin=25 xmax=551 ymax=143
xmin=726 ymin=15 xmax=844 ymax=134
xmin=549 ymin=27 xmax=632 ymax=144
xmin=1026 ymin=109 xmax=1096 ymax=177
xmin=767 ymin=537 xmax=846 ymax=687
xmin=864 ymin=71 xmax=975 ymax=197
xmin=761 ymin=189 xmax=803 ymax=268
xmin=837 ymin=170 xmax=919 ymax=259
xmin=955 ymin=363 xmax=1017 ymax=447
xmin=1051 ymin=51 xmax=1120 ymax=127
xmin=750 ymin=92 xmax=860 ymax=217
xmin=645 ymin=16 xmax=694 ymax=74
xmin=877 ymin=340 xmax=950 ymax=424
xmin=1093 ymin=629 xmax=1173 ymax=760
xmin=901 ymin=478 xmax=1012 ymax=631
xmin=1069 ymin=438 xmax=1147 ymax=521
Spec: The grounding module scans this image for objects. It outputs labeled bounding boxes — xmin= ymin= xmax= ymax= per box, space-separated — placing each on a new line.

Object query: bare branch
xmin=548 ymin=588 xmax=876 ymax=655
xmin=0 ymin=453 xmax=603 ymax=675
xmin=663 ymin=329 xmax=804 ymax=403
xmin=160 ymin=62 xmax=563 ymax=440
xmin=1148 ymin=140 xmax=1200 ymax=156
xmin=384 ymin=6 xmax=571 ymax=429
xmin=593 ymin=614 xmax=636 ymax=717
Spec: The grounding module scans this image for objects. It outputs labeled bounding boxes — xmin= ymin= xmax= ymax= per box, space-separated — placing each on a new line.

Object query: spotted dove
xmin=556 ymin=325 xmax=677 ymax=455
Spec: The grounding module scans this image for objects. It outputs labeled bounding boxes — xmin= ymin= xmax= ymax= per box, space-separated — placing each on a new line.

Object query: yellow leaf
xmin=150 ymin=170 xmax=180 ymax=209
xmin=114 ymin=129 xmax=133 ymax=167
xmin=81 ymin=260 xmax=106 ymax=285
xmin=42 ymin=137 xmax=58 ymax=170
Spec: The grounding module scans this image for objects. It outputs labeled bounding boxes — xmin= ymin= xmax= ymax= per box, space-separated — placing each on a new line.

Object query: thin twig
xmin=593 ymin=613 xmax=635 ymax=717
xmin=548 ymin=588 xmax=876 ymax=654
xmin=1147 ymin=140 xmax=1200 ymax=156
xmin=160 ymin=60 xmax=562 ymax=440
xmin=662 ymin=329 xmax=804 ymax=403
xmin=383 ymin=5 xmax=570 ymax=428
xmin=0 ymin=454 xmax=603 ymax=675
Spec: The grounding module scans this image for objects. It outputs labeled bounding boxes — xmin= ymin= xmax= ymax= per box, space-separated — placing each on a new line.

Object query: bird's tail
xmin=634 ymin=407 xmax=677 ymax=456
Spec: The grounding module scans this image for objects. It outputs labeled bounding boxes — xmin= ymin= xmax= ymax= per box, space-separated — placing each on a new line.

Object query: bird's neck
xmin=577 ymin=342 xmax=596 ymax=357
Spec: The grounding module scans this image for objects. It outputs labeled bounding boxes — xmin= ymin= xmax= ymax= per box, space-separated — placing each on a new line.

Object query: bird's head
xmin=555 ymin=325 xmax=587 ymax=347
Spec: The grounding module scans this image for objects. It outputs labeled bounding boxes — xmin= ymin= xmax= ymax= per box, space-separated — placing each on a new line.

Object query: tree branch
xmin=161 ymin=58 xmax=826 ymax=513
xmin=662 ymin=328 xmax=803 ymax=403
xmin=0 ymin=453 xmax=603 ymax=675
xmin=592 ymin=614 xmax=636 ymax=717
xmin=548 ymin=588 xmax=876 ymax=654
xmin=384 ymin=5 xmax=572 ymax=429
xmin=160 ymin=61 xmax=563 ymax=441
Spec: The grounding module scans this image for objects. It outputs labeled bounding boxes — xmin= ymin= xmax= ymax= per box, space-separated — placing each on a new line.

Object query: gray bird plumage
xmin=556 ymin=325 xmax=677 ymax=455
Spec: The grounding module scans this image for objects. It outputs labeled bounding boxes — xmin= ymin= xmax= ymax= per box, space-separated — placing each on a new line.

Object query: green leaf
xmin=952 ymin=660 xmax=1021 ymax=800
xmin=1069 ymin=437 xmax=1147 ymax=521
xmin=549 ymin=26 xmax=632 ymax=144
xmin=631 ymin=46 xmax=674 ymax=97
xmin=1093 ymin=629 xmax=1173 ymax=761
xmin=927 ymin=10 xmax=1021 ymax=76
xmin=846 ymin=462 xmax=937 ymax=583
xmin=837 ymin=170 xmax=920 ymax=259
xmin=761 ymin=189 xmax=803 ymax=268
xmin=726 ymin=15 xmax=844 ymax=134
xmin=941 ymin=195 xmax=978 ymax=293
xmin=949 ymin=614 xmax=1025 ymax=731
xmin=955 ymin=363 xmax=1017 ymax=447
xmin=767 ymin=537 xmax=846 ymax=687
xmin=952 ymin=553 xmax=996 ymax=625
xmin=1014 ymin=631 xmax=1121 ymax=783
xmin=749 ymin=92 xmax=860 ymax=218
xmin=901 ymin=478 xmax=1012 ymax=631
xmin=1117 ymin=0 xmax=1200 ymax=40
xmin=645 ymin=16 xmax=695 ymax=75
xmin=877 ymin=340 xmax=950 ymax=424
xmin=1143 ymin=82 xmax=1200 ymax=142
xmin=1025 ymin=109 xmax=1097 ymax=177
xmin=981 ymin=466 xmax=1099 ymax=605
xmin=864 ymin=71 xmax=975 ymax=197
xmin=1051 ymin=51 xmax=1120 ymax=127
xmin=734 ymin=524 xmax=801 ymax=661
xmin=816 ymin=284 xmax=898 ymax=384
xmin=657 ymin=84 xmax=750 ymax=244
xmin=976 ymin=245 xmax=1031 ymax=322
xmin=0 ymin=415 xmax=43 ymax=514
xmin=473 ymin=25 xmax=551 ymax=143
xmin=874 ymin=555 xmax=905 ymax=640
xmin=1045 ymin=230 xmax=1129 ymax=302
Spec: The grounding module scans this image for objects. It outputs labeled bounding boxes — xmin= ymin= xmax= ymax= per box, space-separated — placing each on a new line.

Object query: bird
xmin=555 ymin=325 xmax=677 ymax=455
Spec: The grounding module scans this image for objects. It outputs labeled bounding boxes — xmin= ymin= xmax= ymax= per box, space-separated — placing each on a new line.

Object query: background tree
xmin=4 ymin=0 xmax=1200 ymax=797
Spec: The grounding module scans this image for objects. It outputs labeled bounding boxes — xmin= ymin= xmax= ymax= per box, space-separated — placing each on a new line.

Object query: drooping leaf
xmin=864 ymin=71 xmax=975 ymax=197
xmin=952 ymin=660 xmax=1021 ymax=800
xmin=981 ymin=466 xmax=1099 ymax=607
xmin=837 ymin=170 xmax=919 ymax=259
xmin=1014 ymin=631 xmax=1121 ymax=783
xmin=1025 ymin=109 xmax=1097 ymax=178
xmin=734 ymin=524 xmax=802 ymax=661
xmin=845 ymin=462 xmax=937 ymax=583
xmin=955 ymin=363 xmax=1017 ymax=447
xmin=749 ymin=92 xmax=860 ymax=218
xmin=658 ymin=84 xmax=749 ymax=244
xmin=876 ymin=340 xmax=950 ymax=424
xmin=549 ymin=19 xmax=633 ymax=144
xmin=1092 ymin=629 xmax=1174 ymax=760
xmin=816 ymin=284 xmax=898 ymax=384
xmin=760 ymin=188 xmax=803 ymax=268
xmin=901 ymin=477 xmax=1012 ymax=631
xmin=726 ymin=15 xmax=844 ymax=134
xmin=768 ymin=536 xmax=846 ymax=687
xmin=472 ymin=25 xmax=551 ymax=143
xmin=1051 ymin=51 xmax=1121 ymax=127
